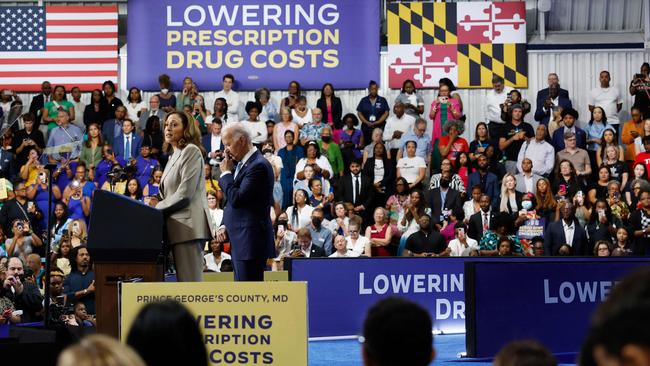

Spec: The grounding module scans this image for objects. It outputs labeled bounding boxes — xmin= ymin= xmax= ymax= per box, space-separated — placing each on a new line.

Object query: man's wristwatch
xmin=83 ymin=289 xmax=88 ymax=295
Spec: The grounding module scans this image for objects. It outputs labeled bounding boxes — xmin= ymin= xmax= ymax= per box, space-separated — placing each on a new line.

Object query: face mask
xmin=262 ymin=149 xmax=274 ymax=155
xmin=321 ymin=136 xmax=332 ymax=143
xmin=440 ymin=179 xmax=450 ymax=189
xmin=160 ymin=88 xmax=169 ymax=94
xmin=276 ymin=220 xmax=288 ymax=227
xmin=312 ymin=217 xmax=322 ymax=227
xmin=522 ymin=200 xmax=533 ymax=210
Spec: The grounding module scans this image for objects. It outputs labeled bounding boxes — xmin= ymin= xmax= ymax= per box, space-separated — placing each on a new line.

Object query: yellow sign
xmin=120 ymin=282 xmax=308 ymax=365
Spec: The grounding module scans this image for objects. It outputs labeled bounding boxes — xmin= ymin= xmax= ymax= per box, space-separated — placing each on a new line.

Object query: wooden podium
xmin=88 ymin=190 xmax=164 ymax=338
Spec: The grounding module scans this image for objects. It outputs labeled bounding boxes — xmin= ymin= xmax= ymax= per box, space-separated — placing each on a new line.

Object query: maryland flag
xmin=387 ymin=1 xmax=527 ymax=89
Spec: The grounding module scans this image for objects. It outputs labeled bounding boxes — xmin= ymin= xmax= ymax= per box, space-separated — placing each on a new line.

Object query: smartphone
xmin=277 ymin=225 xmax=285 ymax=233
xmin=559 ymin=184 xmax=567 ymax=194
xmin=457 ymin=228 xmax=465 ymax=237
xmin=598 ymin=209 xmax=606 ymax=220
xmin=438 ymin=96 xmax=448 ymax=104
xmin=27 ymin=201 xmax=34 ymax=211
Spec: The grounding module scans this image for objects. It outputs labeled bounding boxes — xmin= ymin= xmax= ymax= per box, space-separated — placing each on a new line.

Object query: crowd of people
xmin=1 ymin=63 xmax=650 ymax=322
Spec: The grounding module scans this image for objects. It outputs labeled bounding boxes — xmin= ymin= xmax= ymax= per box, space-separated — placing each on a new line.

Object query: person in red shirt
xmin=438 ymin=119 xmax=468 ymax=164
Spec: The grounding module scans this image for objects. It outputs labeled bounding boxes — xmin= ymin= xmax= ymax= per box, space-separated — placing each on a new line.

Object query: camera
xmin=107 ymin=166 xmax=126 ymax=181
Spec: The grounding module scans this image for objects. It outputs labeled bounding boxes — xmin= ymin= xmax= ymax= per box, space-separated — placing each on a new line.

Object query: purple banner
xmin=465 ymin=259 xmax=650 ymax=358
xmin=289 ymin=257 xmax=466 ymax=338
xmin=127 ymin=0 xmax=380 ymax=90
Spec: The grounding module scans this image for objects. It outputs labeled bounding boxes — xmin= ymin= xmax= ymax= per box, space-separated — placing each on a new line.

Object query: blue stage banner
xmin=289 ymin=258 xmax=466 ymax=338
xmin=127 ymin=0 xmax=380 ymax=90
xmin=465 ymin=259 xmax=650 ymax=358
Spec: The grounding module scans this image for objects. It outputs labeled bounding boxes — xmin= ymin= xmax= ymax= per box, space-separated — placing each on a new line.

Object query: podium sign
xmin=120 ymin=282 xmax=308 ymax=365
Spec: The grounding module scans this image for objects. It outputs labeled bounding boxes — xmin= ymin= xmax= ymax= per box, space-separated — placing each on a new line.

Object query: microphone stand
xmin=42 ymin=163 xmax=58 ymax=327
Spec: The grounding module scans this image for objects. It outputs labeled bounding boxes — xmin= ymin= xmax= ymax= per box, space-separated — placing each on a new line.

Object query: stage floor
xmin=308 ymin=334 xmax=577 ymax=366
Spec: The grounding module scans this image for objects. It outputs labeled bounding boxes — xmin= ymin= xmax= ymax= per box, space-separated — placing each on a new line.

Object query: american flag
xmin=0 ymin=5 xmax=118 ymax=92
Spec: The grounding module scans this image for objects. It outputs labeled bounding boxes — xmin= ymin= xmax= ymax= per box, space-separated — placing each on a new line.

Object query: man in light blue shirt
xmin=397 ymin=118 xmax=431 ymax=161
xmin=46 ymin=110 xmax=83 ymax=163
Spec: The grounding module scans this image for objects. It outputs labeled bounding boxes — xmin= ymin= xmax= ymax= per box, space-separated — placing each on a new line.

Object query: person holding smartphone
xmin=448 ymin=225 xmax=479 ymax=257
xmin=1 ymin=257 xmax=43 ymax=323
xmin=629 ymin=62 xmax=650 ymax=118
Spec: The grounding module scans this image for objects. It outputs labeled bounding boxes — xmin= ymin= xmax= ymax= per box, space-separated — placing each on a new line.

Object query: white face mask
xmin=160 ymin=88 xmax=169 ymax=94
xmin=522 ymin=200 xmax=533 ymax=210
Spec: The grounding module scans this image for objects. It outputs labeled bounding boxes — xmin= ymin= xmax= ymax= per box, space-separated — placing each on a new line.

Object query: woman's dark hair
xmin=124 ymin=178 xmax=143 ymax=200
xmin=597 ymin=164 xmax=611 ymax=181
xmin=395 ymin=177 xmax=410 ymax=195
xmin=102 ymin=80 xmax=116 ymax=94
xmin=127 ymin=87 xmax=142 ymax=103
xmin=556 ymin=159 xmax=577 ymax=180
xmin=454 ymin=151 xmax=471 ymax=172
xmin=148 ymin=167 xmax=163 ymax=185
xmin=599 ymin=129 xmax=619 ymax=163
xmin=589 ymin=106 xmax=608 ymax=125
xmin=474 ymin=121 xmax=489 ymax=142
xmin=214 ymin=97 xmax=228 ymax=120
xmin=145 ymin=115 xmax=161 ymax=135
xmin=401 ymin=79 xmax=416 ymax=93
xmin=492 ymin=212 xmax=514 ymax=234
xmin=288 ymin=80 xmax=301 ymax=95
xmin=497 ymin=237 xmax=514 ymax=252
xmin=54 ymin=201 xmax=69 ymax=232
xmin=162 ymin=112 xmax=197 ymax=152
xmin=373 ymin=142 xmax=387 ymax=159
xmin=245 ymin=101 xmax=263 ymax=115
xmin=320 ymin=83 xmax=335 ymax=99
xmin=439 ymin=78 xmax=457 ymax=91
xmin=342 ymin=113 xmax=359 ymax=128
xmin=84 ymin=122 xmax=105 ymax=148
xmin=91 ymin=89 xmax=103 ymax=103
xmin=56 ymin=234 xmax=71 ymax=259
xmin=127 ymin=300 xmax=208 ymax=366
xmin=158 ymin=74 xmax=171 ymax=88
xmin=405 ymin=189 xmax=428 ymax=222
xmin=634 ymin=162 xmax=649 ymax=180
xmin=52 ymin=85 xmax=67 ymax=101
xmin=308 ymin=178 xmax=322 ymax=191
xmin=291 ymin=189 xmax=309 ymax=228
xmin=304 ymin=140 xmax=321 ymax=158
xmin=589 ymin=198 xmax=613 ymax=222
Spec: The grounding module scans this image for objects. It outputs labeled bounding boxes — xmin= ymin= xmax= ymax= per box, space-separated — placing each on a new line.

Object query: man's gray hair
xmin=223 ymin=122 xmax=252 ymax=145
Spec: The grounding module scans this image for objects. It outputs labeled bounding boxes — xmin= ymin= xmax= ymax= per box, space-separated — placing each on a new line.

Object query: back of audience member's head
xmin=580 ymin=267 xmax=650 ymax=366
xmin=362 ymin=297 xmax=434 ymax=366
xmin=220 ymin=259 xmax=233 ymax=272
xmin=126 ymin=300 xmax=207 ymax=366
xmin=494 ymin=340 xmax=557 ymax=366
xmin=58 ymin=334 xmax=146 ymax=366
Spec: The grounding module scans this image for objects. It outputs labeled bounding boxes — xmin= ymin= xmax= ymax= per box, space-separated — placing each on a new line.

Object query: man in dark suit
xmin=551 ymin=108 xmax=588 ymax=151
xmin=202 ymin=119 xmax=224 ymax=165
xmin=467 ymin=194 xmax=496 ymax=241
xmin=217 ymin=123 xmax=275 ymax=281
xmin=468 ymin=154 xmax=499 ymax=209
xmin=1 ymin=257 xmax=43 ymax=323
xmin=336 ymin=159 xmax=374 ymax=226
xmin=534 ymin=83 xmax=573 ymax=125
xmin=535 ymin=73 xmax=570 ymax=116
xmin=290 ymin=228 xmax=326 ymax=258
xmin=427 ymin=175 xmax=462 ymax=228
xmin=28 ymin=81 xmax=51 ymax=130
xmin=102 ymin=105 xmax=127 ymax=147
xmin=544 ymin=201 xmax=588 ymax=255
xmin=138 ymin=95 xmax=166 ymax=132
xmin=113 ymin=119 xmax=142 ymax=161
